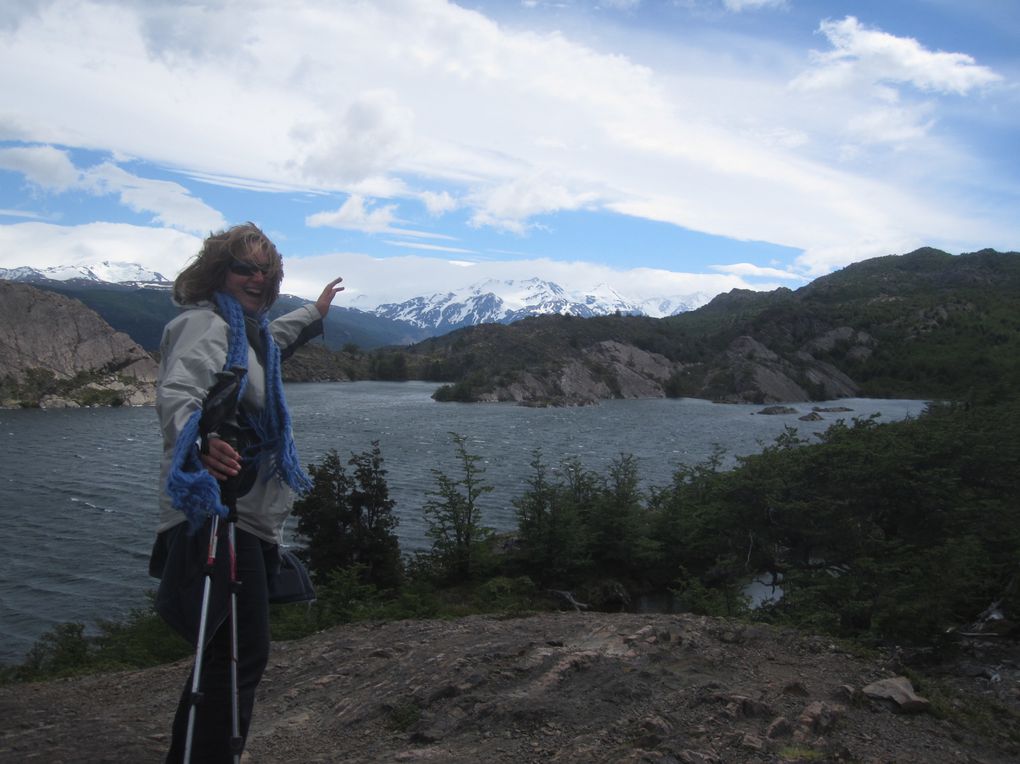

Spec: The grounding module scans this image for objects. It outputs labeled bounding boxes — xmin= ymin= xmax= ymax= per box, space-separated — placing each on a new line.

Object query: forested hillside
xmin=688 ymin=247 xmax=1020 ymax=401
xmin=388 ymin=248 xmax=1020 ymax=405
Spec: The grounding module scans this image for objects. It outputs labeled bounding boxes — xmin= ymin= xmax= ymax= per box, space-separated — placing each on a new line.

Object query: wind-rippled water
xmin=0 ymin=381 xmax=926 ymax=663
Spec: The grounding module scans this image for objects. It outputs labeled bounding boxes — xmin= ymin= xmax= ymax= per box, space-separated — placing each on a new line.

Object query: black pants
xmin=163 ymin=527 xmax=275 ymax=763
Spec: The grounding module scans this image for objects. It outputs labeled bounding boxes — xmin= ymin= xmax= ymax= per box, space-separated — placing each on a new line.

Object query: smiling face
xmin=222 ymin=250 xmax=276 ymax=314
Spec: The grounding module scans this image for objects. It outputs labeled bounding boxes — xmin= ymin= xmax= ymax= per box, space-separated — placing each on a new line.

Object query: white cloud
xmin=383 ymin=240 xmax=475 ymax=254
xmin=0 ymin=146 xmax=225 ymax=233
xmin=306 ymin=194 xmax=456 ymax=239
xmin=794 ymin=16 xmax=1002 ymax=96
xmin=0 ymin=221 xmax=201 ymax=275
xmin=347 ymin=176 xmax=413 ymax=200
xmin=0 ymin=144 xmax=79 ymax=190
xmin=0 ymin=208 xmax=48 ymax=220
xmin=468 ymin=174 xmax=603 ymax=233
xmin=710 ymin=262 xmax=805 ymax=280
xmin=81 ymin=163 xmax=226 ymax=234
xmin=294 ymin=90 xmax=416 ymax=185
xmin=306 ymin=195 xmax=401 ymax=233
xmin=788 ymin=17 xmax=1004 ymax=160
xmin=420 ymin=190 xmax=460 ymax=216
xmin=844 ymin=105 xmax=933 ymax=146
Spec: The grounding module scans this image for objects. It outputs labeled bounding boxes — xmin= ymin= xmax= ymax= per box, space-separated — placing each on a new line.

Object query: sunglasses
xmin=227 ymin=259 xmax=273 ymax=277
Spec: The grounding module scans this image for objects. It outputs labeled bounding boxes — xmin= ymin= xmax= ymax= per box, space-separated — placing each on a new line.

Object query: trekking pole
xmin=228 ymin=514 xmax=243 ymax=764
xmin=184 ymin=427 xmax=243 ymax=764
xmin=183 ymin=513 xmax=222 ymax=762
xmin=220 ymin=428 xmax=244 ymax=764
xmin=183 ymin=368 xmax=246 ymax=764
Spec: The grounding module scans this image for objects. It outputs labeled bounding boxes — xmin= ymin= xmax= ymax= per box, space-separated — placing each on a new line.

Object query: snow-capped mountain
xmin=1 ymin=261 xmax=712 ymax=334
xmin=0 ymin=261 xmax=170 ymax=287
xmin=374 ymin=277 xmax=709 ymax=331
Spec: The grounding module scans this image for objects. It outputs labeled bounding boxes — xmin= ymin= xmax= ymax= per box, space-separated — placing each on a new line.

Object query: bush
xmin=292 ymin=443 xmax=403 ymax=590
xmin=2 ymin=598 xmax=191 ymax=684
xmin=474 ymin=576 xmax=537 ymax=614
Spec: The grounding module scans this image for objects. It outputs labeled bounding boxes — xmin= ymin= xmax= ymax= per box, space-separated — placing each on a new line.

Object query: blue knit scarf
xmin=165 ymin=292 xmax=312 ymax=533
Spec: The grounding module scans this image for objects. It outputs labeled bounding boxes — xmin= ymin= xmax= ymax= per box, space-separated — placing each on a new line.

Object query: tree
xmin=585 ymin=454 xmax=651 ymax=579
xmin=512 ymin=451 xmax=587 ymax=586
xmin=422 ymin=433 xmax=494 ymax=581
xmin=292 ymin=443 xmax=402 ymax=590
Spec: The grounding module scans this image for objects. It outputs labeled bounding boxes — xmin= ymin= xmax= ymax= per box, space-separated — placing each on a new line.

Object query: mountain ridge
xmin=0 ymin=260 xmax=170 ymax=286
xmin=2 ymin=265 xmax=709 ymax=343
xmin=374 ymin=276 xmax=707 ymax=331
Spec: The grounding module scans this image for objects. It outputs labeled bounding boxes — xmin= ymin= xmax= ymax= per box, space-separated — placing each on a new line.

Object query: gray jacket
xmin=155 ymin=301 xmax=322 ymax=543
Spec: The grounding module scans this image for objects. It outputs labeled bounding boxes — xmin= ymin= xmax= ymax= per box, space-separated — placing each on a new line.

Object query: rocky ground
xmin=2 ymin=612 xmax=1018 ymax=763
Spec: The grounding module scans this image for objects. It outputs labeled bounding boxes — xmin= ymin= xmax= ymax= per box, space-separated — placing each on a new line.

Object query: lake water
xmin=0 ymin=382 xmax=927 ymax=663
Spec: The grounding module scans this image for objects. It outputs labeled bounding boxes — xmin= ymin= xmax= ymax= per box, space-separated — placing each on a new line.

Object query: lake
xmin=0 ymin=382 xmax=927 ymax=663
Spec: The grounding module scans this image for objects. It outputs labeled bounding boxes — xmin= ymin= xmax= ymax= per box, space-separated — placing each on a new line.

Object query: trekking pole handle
xmin=215 ymin=425 xmax=242 ymax=523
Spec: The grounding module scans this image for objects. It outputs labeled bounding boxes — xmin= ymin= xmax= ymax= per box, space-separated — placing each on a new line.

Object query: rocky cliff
xmin=476 ymin=334 xmax=862 ymax=406
xmin=0 ymin=281 xmax=157 ymax=408
xmin=1 ymin=612 xmax=1017 ymax=762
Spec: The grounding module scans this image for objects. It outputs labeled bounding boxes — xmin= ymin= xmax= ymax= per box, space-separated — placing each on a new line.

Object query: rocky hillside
xmin=2 ymin=612 xmax=1017 ymax=762
xmin=0 ymin=281 xmax=157 ymax=408
xmin=404 ymin=248 xmax=1020 ymax=405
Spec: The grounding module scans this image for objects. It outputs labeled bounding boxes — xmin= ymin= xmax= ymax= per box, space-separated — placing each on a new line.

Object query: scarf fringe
xmin=165 ymin=409 xmax=229 ymax=534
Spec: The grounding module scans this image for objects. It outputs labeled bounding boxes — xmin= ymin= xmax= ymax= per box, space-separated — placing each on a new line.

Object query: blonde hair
xmin=173 ymin=222 xmax=284 ymax=307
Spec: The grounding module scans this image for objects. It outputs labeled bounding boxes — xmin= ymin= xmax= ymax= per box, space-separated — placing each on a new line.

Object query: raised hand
xmin=315 ymin=276 xmax=345 ymax=317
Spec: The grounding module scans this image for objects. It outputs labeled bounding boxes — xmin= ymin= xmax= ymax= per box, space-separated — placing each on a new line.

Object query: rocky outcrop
xmin=0 ymin=281 xmax=157 ymax=407
xmin=480 ymin=341 xmax=681 ymax=406
xmin=478 ymin=329 xmax=865 ymax=406
xmin=803 ymin=326 xmax=876 ymax=360
xmin=703 ymin=335 xmax=861 ymax=404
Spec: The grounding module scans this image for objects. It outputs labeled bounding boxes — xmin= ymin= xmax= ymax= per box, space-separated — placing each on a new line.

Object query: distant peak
xmin=0 ymin=261 xmax=170 ymax=286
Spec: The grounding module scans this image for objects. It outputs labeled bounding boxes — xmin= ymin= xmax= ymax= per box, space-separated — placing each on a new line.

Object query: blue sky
xmin=0 ymin=0 xmax=1016 ymax=307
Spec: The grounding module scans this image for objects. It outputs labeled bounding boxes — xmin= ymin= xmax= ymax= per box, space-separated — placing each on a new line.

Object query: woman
xmin=150 ymin=222 xmax=343 ymax=762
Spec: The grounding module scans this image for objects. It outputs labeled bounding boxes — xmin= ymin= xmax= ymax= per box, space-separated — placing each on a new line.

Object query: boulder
xmin=757 ymin=406 xmax=798 ymax=415
xmin=862 ymin=676 xmax=931 ymax=714
xmin=794 ymin=700 xmax=845 ymax=740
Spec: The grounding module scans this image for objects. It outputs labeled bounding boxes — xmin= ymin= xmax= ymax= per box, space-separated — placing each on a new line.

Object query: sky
xmin=0 ymin=0 xmax=1017 ymax=309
